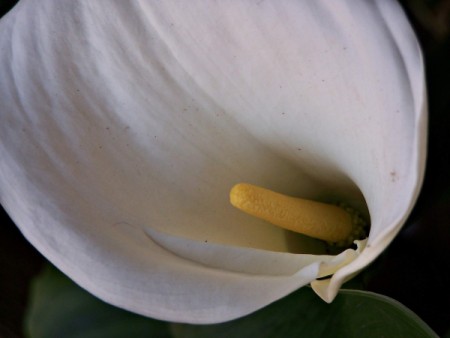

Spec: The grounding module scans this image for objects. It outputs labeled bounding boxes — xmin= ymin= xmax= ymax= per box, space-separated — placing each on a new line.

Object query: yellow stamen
xmin=230 ymin=183 xmax=353 ymax=243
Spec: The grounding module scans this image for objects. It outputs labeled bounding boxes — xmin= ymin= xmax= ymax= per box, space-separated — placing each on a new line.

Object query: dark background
xmin=1 ymin=1 xmax=450 ymax=337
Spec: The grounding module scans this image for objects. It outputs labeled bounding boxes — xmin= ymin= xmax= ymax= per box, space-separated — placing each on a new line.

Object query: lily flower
xmin=0 ymin=0 xmax=426 ymax=324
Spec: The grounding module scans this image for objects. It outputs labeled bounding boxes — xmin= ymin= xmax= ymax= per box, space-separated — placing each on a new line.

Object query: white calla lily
xmin=0 ymin=0 xmax=426 ymax=324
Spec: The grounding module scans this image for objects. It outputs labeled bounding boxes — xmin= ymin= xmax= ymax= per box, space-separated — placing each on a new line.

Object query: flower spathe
xmin=0 ymin=0 xmax=426 ymax=324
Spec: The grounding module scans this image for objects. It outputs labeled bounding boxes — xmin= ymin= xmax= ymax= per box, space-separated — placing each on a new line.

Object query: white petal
xmin=0 ymin=0 xmax=425 ymax=323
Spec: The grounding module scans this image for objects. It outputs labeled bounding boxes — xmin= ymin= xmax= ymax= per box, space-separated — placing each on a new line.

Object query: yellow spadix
xmin=230 ymin=183 xmax=354 ymax=243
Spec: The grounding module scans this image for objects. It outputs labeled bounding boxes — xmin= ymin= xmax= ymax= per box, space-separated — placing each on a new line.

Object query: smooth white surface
xmin=0 ymin=0 xmax=426 ymax=323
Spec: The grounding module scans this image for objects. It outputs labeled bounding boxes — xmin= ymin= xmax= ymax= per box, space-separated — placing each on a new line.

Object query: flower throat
xmin=230 ymin=183 xmax=368 ymax=248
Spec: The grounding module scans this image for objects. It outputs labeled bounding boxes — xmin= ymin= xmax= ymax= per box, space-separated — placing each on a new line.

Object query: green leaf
xmin=172 ymin=287 xmax=438 ymax=338
xmin=25 ymin=264 xmax=437 ymax=338
xmin=24 ymin=264 xmax=172 ymax=338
